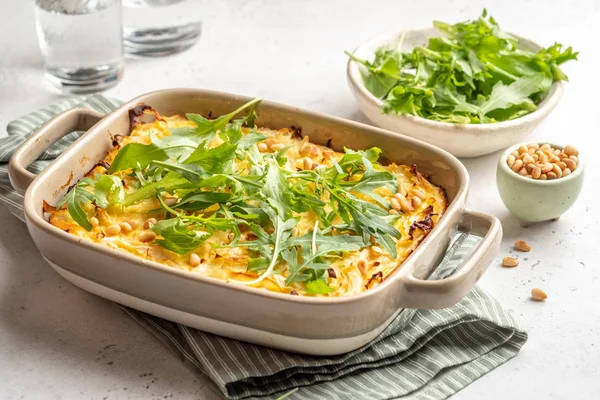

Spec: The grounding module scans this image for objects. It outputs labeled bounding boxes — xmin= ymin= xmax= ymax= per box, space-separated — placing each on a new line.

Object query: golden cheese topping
xmin=48 ymin=112 xmax=447 ymax=297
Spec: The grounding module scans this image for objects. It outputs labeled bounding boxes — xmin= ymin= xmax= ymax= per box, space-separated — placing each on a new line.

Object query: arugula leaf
xmin=94 ymin=175 xmax=123 ymax=208
xmin=56 ymin=178 xmax=95 ymax=231
xmin=151 ymin=160 xmax=206 ymax=183
xmin=231 ymin=215 xmax=297 ymax=286
xmin=175 ymin=191 xmax=232 ymax=211
xmin=152 ymin=218 xmax=209 ymax=255
xmin=185 ymin=98 xmax=262 ymax=136
xmin=261 ymin=159 xmax=294 ymax=219
xmin=305 ymin=279 xmax=334 ymax=295
xmin=183 ymin=142 xmax=238 ymax=174
xmin=285 ymin=229 xmax=363 ymax=284
xmin=479 ymin=73 xmax=550 ymax=115
xmin=108 ymin=135 xmax=197 ymax=173
xmin=343 ymin=157 xmax=398 ymax=207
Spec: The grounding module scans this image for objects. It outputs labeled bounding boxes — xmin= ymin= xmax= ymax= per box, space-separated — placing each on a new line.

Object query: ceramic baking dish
xmin=8 ymin=89 xmax=501 ymax=356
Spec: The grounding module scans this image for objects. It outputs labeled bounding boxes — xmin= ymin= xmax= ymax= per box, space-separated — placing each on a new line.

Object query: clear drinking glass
xmin=122 ymin=0 xmax=201 ymax=57
xmin=34 ymin=0 xmax=124 ymax=93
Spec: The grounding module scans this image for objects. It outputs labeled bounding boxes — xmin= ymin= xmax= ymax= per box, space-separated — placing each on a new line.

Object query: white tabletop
xmin=1 ymin=1 xmax=599 ymax=399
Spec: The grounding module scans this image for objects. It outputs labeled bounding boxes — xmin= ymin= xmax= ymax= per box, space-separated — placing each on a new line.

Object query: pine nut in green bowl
xmin=496 ymin=142 xmax=584 ymax=224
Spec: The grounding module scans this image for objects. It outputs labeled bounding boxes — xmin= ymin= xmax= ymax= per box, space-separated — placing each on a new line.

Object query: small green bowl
xmin=496 ymin=143 xmax=584 ymax=224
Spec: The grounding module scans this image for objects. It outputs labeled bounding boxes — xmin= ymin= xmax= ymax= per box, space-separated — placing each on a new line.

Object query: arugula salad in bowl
xmin=346 ymin=10 xmax=578 ymax=157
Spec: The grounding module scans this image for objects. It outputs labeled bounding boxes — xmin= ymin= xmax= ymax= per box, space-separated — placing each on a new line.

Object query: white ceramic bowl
xmin=347 ymin=28 xmax=564 ymax=158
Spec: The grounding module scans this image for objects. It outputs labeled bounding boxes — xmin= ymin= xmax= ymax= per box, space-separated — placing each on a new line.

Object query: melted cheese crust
xmin=48 ymin=115 xmax=447 ymax=297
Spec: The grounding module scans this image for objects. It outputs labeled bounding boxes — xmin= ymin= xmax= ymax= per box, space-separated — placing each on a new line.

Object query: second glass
xmin=34 ymin=0 xmax=124 ymax=94
xmin=122 ymin=0 xmax=202 ymax=57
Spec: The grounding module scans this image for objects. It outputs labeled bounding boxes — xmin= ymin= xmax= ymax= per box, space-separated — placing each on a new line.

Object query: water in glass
xmin=122 ymin=0 xmax=201 ymax=57
xmin=34 ymin=0 xmax=124 ymax=93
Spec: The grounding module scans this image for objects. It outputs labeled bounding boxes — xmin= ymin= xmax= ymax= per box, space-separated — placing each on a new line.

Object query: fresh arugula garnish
xmin=109 ymin=98 xmax=261 ymax=174
xmin=285 ymin=226 xmax=364 ymax=284
xmin=108 ymin=135 xmax=197 ymax=173
xmin=93 ymin=175 xmax=123 ymax=208
xmin=347 ymin=10 xmax=578 ymax=123
xmin=61 ymin=98 xmax=409 ymax=295
xmin=185 ymin=97 xmax=262 ymax=136
xmin=56 ymin=178 xmax=96 ymax=231
xmin=151 ymin=194 xmax=240 ymax=255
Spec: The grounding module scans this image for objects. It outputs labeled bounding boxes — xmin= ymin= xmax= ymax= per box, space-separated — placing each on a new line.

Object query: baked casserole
xmin=46 ymin=99 xmax=447 ymax=297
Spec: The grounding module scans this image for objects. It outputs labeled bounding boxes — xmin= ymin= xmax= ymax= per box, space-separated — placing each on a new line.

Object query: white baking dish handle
xmin=401 ymin=210 xmax=502 ymax=309
xmin=8 ymin=108 xmax=105 ymax=195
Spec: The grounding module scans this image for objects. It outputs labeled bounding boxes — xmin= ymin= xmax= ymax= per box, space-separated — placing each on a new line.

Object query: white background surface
xmin=1 ymin=0 xmax=599 ymax=399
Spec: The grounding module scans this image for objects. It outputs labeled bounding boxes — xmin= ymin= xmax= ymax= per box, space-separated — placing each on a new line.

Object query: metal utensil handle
xmin=400 ymin=210 xmax=502 ymax=309
xmin=8 ymin=108 xmax=105 ymax=195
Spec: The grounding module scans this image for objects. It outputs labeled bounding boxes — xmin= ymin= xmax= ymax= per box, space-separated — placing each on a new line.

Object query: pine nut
xmin=257 ymin=142 xmax=268 ymax=152
xmin=552 ymin=164 xmax=562 ymax=178
xmin=562 ymin=168 xmax=571 ymax=177
xmin=523 ymin=154 xmax=534 ymax=164
xmin=303 ymin=157 xmax=313 ymax=170
xmin=569 ymin=155 xmax=578 ymax=162
xmin=531 ymin=288 xmax=547 ymax=301
xmin=357 ymin=259 xmax=368 ymax=274
xmin=270 ymin=143 xmax=285 ymax=151
xmin=105 ymin=224 xmax=121 ymax=236
xmin=390 ymin=197 xmax=402 ymax=211
xmin=540 ymin=154 xmax=549 ymax=164
xmin=541 ymin=163 xmax=552 ymax=173
xmin=394 ymin=193 xmax=407 ymax=202
xmin=532 ymin=167 xmax=541 ymax=179
xmin=518 ymin=145 xmax=528 ymax=154
xmin=526 ymin=163 xmax=536 ymax=173
xmin=119 ymin=221 xmax=133 ymax=233
xmin=411 ymin=196 xmax=422 ymax=208
xmin=518 ymin=167 xmax=528 ymax=176
xmin=507 ymin=154 xmax=516 ymax=167
xmin=299 ymin=143 xmax=311 ymax=156
xmin=528 ymin=143 xmax=540 ymax=150
xmin=532 ymin=154 xmax=539 ymax=161
xmin=564 ymin=158 xmax=576 ymax=171
xmin=539 ymin=174 xmax=547 ymax=180
xmin=400 ymin=200 xmax=414 ymax=213
xmin=90 ymin=217 xmax=99 ymax=228
xmin=556 ymin=161 xmax=567 ymax=170
xmin=511 ymin=159 xmax=524 ymax=172
xmin=546 ymin=171 xmax=557 ymax=180
xmin=510 ymin=150 xmax=519 ymax=158
xmin=143 ymin=218 xmax=157 ymax=229
xmin=188 ymin=253 xmax=201 ymax=267
xmin=139 ymin=230 xmax=156 ymax=243
xmin=563 ymin=145 xmax=578 ymax=157
xmin=126 ymin=219 xmax=140 ymax=229
xmin=514 ymin=240 xmax=531 ymax=252
xmin=410 ymin=189 xmax=427 ymax=200
xmin=162 ymin=196 xmax=178 ymax=206
xmin=540 ymin=143 xmax=551 ymax=151
xmin=310 ymin=145 xmax=320 ymax=156
xmin=388 ymin=209 xmax=398 ymax=215
xmin=370 ymin=246 xmax=383 ymax=256
xmin=502 ymin=257 xmax=519 ymax=268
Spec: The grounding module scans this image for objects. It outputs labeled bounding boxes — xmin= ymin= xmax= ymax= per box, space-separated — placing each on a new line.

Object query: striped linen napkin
xmin=0 ymin=95 xmax=527 ymax=400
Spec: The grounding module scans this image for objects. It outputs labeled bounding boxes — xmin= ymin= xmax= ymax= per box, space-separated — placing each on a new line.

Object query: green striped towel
xmin=0 ymin=95 xmax=527 ymax=400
